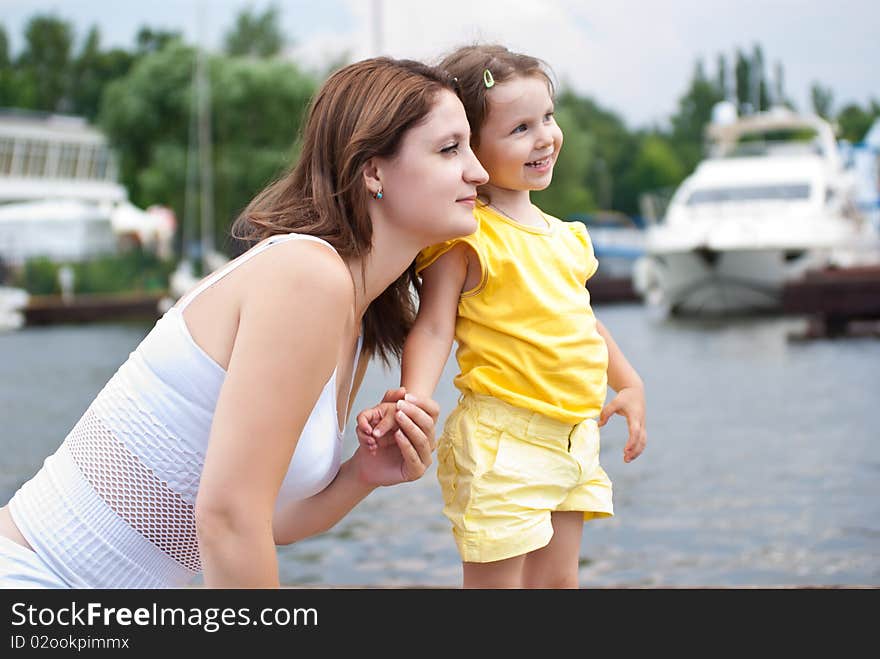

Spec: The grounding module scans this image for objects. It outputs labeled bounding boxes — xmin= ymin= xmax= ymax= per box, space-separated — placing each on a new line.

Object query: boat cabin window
xmin=722 ymin=128 xmax=822 ymax=159
xmin=686 ymin=183 xmax=811 ymax=205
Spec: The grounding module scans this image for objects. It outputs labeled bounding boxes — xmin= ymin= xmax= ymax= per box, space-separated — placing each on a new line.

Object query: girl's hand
xmin=353 ymin=394 xmax=440 ymax=486
xmin=355 ymin=387 xmax=433 ymax=455
xmin=598 ymin=385 xmax=647 ymax=463
xmin=355 ymin=388 xmax=405 ymax=454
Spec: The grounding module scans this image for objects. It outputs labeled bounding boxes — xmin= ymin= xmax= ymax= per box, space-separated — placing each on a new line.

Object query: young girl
xmin=359 ymin=45 xmax=647 ymax=588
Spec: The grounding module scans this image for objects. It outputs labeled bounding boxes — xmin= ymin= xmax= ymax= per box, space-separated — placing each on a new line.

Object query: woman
xmin=0 ymin=57 xmax=489 ymax=588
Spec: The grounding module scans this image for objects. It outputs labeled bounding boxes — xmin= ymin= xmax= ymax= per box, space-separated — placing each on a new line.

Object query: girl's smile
xmin=525 ymin=152 xmax=555 ymax=172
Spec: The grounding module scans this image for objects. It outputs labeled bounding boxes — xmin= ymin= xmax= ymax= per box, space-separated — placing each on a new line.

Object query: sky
xmin=2 ymin=0 xmax=878 ymax=129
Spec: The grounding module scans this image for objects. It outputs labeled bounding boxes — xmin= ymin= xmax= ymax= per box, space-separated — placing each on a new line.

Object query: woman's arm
xmin=272 ymin=457 xmax=374 ymax=545
xmin=273 ymin=394 xmax=440 ymax=544
xmin=195 ymin=242 xmax=355 ymax=588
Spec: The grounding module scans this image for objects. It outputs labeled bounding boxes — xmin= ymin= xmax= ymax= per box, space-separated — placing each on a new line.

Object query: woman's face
xmin=373 ymin=90 xmax=488 ymax=245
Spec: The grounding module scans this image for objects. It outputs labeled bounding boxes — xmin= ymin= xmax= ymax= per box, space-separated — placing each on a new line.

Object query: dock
xmin=782 ymin=265 xmax=880 ymax=338
xmin=16 ymin=278 xmax=642 ymax=328
xmin=23 ymin=291 xmax=165 ymax=325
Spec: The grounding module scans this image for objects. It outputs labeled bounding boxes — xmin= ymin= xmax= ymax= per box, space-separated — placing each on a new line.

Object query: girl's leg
xmin=462 ymin=553 xmax=527 ymax=588
xmin=522 ymin=511 xmax=584 ymax=588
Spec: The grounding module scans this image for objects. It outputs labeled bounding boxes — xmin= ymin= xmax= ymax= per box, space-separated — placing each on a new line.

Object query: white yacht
xmin=633 ymin=104 xmax=879 ymax=314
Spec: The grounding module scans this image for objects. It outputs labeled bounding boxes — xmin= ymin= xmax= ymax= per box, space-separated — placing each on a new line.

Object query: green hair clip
xmin=483 ymin=68 xmax=495 ymax=88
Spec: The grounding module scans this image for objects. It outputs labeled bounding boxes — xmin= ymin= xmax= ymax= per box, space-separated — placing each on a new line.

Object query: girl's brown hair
xmin=438 ymin=44 xmax=555 ymax=148
xmin=231 ymin=57 xmax=458 ymax=364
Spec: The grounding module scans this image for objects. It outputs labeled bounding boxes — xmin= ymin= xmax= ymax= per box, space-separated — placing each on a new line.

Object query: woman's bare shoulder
xmin=240 ymin=238 xmax=354 ymax=308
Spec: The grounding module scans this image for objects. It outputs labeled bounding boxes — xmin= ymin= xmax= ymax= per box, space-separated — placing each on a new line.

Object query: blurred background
xmin=0 ymin=1 xmax=878 ymax=587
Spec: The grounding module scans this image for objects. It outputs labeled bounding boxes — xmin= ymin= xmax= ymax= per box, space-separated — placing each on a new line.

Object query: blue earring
xmin=372 ymin=187 xmax=383 ymax=200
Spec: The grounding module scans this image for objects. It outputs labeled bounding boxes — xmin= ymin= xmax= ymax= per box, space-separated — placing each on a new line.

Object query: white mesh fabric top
xmin=8 ymin=233 xmax=362 ymax=588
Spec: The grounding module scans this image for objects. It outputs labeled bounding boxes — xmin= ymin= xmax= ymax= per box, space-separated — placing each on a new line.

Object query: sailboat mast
xmin=372 ymin=0 xmax=384 ymax=56
xmin=183 ymin=58 xmax=199 ymax=264
xmin=196 ymin=42 xmax=214 ymax=269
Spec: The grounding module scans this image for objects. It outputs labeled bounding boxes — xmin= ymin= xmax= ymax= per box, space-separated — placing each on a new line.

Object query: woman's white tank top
xmin=8 ymin=233 xmax=362 ymax=588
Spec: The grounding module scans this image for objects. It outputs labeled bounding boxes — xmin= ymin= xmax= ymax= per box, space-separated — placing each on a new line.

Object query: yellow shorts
xmin=436 ymin=392 xmax=613 ymax=564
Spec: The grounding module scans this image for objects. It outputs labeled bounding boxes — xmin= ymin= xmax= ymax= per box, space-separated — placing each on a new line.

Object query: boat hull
xmin=634 ymin=247 xmax=827 ymax=314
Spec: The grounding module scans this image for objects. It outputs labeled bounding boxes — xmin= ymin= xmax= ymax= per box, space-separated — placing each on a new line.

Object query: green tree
xmin=669 ymin=58 xmax=726 ymax=173
xmin=752 ymin=44 xmax=770 ymax=112
xmin=811 ymin=82 xmax=834 ymax=118
xmin=100 ymin=43 xmax=317 ymax=253
xmin=0 ymin=27 xmax=8 ymax=68
xmin=0 ymin=25 xmax=34 ymax=108
xmin=734 ymin=48 xmax=751 ymax=115
xmin=553 ymin=88 xmax=639 ymax=214
xmin=772 ymin=60 xmax=792 ymax=108
xmin=210 ymin=57 xmax=314 ymax=241
xmin=732 ymin=45 xmax=776 ymax=114
xmin=0 ymin=25 xmax=13 ymax=105
xmin=836 ymin=100 xmax=880 ymax=142
xmin=17 ymin=14 xmax=75 ymax=111
xmin=620 ymin=134 xmax=686 ymax=211
xmin=135 ymin=27 xmax=182 ymax=55
xmin=72 ymin=27 xmax=103 ymax=115
xmin=716 ymin=53 xmax=728 ymax=100
xmin=224 ymin=4 xmax=284 ymax=58
xmin=100 ymin=42 xmax=196 ymax=204
xmin=70 ymin=27 xmax=136 ymax=120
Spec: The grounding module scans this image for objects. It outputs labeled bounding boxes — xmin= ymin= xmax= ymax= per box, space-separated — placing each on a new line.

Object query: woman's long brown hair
xmin=231 ymin=57 xmax=458 ymax=365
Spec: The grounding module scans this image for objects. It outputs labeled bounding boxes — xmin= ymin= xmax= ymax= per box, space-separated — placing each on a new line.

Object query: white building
xmin=0 ymin=110 xmax=174 ymax=266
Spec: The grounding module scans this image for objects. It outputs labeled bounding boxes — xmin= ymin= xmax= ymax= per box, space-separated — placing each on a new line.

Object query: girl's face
xmin=373 ymin=90 xmax=488 ymax=245
xmin=474 ymin=74 xmax=563 ymax=193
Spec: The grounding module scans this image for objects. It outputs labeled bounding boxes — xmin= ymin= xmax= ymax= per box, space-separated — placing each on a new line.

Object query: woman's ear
xmin=362 ymin=158 xmax=383 ymax=198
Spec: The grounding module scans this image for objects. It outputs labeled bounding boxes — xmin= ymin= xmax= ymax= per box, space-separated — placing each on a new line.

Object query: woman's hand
xmin=352 ymin=393 xmax=440 ymax=486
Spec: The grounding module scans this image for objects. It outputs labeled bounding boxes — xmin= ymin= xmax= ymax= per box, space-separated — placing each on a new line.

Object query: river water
xmin=1 ymin=304 xmax=877 ymax=587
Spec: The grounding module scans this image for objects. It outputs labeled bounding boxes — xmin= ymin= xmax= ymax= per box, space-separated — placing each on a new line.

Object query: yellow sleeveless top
xmin=416 ymin=204 xmax=608 ymax=424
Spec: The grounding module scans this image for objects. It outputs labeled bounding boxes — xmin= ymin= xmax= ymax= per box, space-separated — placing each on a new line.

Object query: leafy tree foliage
xmin=811 ymin=82 xmax=835 ymax=119
xmin=17 ymin=14 xmax=75 ymax=111
xmin=100 ymin=43 xmax=316 ymax=250
xmin=224 ymin=4 xmax=284 ymax=58
xmin=2 ymin=10 xmax=876 ymax=243
xmin=836 ymin=100 xmax=880 ymax=142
